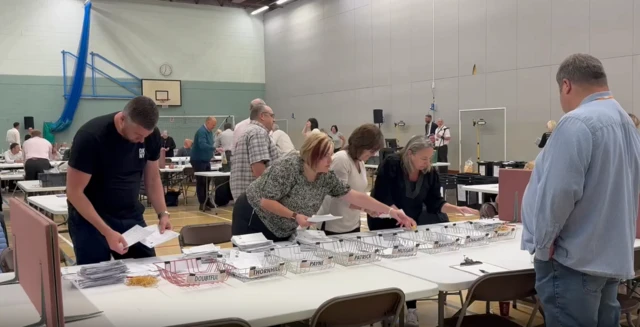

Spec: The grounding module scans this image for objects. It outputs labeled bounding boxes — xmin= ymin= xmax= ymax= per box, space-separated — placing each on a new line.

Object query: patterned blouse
xmin=246 ymin=153 xmax=351 ymax=238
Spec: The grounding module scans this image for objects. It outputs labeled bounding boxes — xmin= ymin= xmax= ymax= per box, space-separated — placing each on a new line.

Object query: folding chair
xmin=164 ymin=317 xmax=250 ymax=327
xmin=444 ymin=270 xmax=539 ymax=327
xmin=181 ymin=167 xmax=196 ymax=205
xmin=178 ymin=223 xmax=233 ymax=249
xmin=298 ymin=288 xmax=405 ymax=327
xmin=618 ymin=249 xmax=640 ymax=327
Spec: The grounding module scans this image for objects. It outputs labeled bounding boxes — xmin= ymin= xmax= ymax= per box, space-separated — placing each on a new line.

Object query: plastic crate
xmin=38 ymin=172 xmax=67 ymax=187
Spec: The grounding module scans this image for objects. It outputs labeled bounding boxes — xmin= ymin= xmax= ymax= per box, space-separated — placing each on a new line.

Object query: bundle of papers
xmin=74 ymin=260 xmax=127 ymax=289
xmin=307 ymin=214 xmax=342 ymax=223
xmin=295 ymin=230 xmax=334 ymax=245
xmin=224 ymin=251 xmax=268 ymax=269
xmin=231 ymin=233 xmax=274 ymax=252
xmin=121 ymin=224 xmax=180 ymax=249
xmin=182 ymin=243 xmax=221 ymax=259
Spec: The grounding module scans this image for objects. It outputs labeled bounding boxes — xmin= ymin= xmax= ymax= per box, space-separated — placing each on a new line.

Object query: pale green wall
xmin=0 ymin=75 xmax=264 ymax=146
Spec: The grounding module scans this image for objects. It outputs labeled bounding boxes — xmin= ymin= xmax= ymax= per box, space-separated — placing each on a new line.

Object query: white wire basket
xmin=397 ymin=229 xmax=461 ymax=254
xmin=463 ymin=220 xmax=518 ymax=242
xmin=223 ymin=251 xmax=287 ymax=281
xmin=313 ymin=239 xmax=381 ymax=266
xmin=354 ymin=234 xmax=421 ymax=258
xmin=433 ymin=223 xmax=490 ymax=247
xmin=267 ymin=246 xmax=336 ymax=274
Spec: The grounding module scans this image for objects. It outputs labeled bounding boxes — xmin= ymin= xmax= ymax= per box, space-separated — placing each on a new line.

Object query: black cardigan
xmin=367 ymin=154 xmax=447 ymax=231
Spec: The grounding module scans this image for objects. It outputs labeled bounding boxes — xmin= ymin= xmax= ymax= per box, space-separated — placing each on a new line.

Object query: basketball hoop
xmin=157 ymin=99 xmax=170 ymax=109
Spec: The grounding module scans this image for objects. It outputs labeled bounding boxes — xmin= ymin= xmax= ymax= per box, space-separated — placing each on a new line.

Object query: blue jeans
xmin=534 ymin=259 xmax=620 ymax=327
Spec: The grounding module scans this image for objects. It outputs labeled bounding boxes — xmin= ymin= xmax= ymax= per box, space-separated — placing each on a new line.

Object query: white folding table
xmin=17 ymin=180 xmax=66 ymax=197
xmin=194 ymin=171 xmax=231 ymax=213
xmin=461 ymin=183 xmax=499 ymax=204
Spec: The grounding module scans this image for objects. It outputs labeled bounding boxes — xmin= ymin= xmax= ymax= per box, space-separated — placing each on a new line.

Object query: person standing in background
xmin=22 ymin=130 xmax=53 ymax=180
xmin=424 ymin=114 xmax=437 ymax=136
xmin=6 ymin=122 xmax=20 ymax=146
xmin=191 ymin=116 xmax=217 ymax=211
xmin=230 ymin=104 xmax=280 ymax=200
xmin=233 ymin=98 xmax=266 ymax=151
xmin=328 ymin=125 xmax=345 ymax=153
xmin=522 ymin=54 xmax=640 ymax=326
xmin=176 ymin=139 xmax=193 ymax=157
xmin=271 ymin=124 xmax=295 ymax=155
xmin=302 ymin=118 xmax=320 ymax=138
xmin=434 ymin=118 xmax=450 ymax=173
xmin=160 ymin=130 xmax=176 ymax=157
xmin=215 ymin=123 xmax=234 ymax=153
xmin=536 ymin=120 xmax=557 ymax=149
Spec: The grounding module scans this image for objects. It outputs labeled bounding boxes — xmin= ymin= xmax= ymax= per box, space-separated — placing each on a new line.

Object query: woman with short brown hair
xmin=232 ymin=132 xmax=415 ymax=241
xmin=318 ymin=124 xmax=383 ymax=235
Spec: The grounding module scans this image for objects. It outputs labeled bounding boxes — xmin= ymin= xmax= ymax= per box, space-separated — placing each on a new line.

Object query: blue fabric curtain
xmin=44 ymin=1 xmax=92 ymax=142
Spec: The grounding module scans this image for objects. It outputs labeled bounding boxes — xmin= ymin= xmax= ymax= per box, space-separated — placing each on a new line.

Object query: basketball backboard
xmin=141 ymin=79 xmax=182 ymax=106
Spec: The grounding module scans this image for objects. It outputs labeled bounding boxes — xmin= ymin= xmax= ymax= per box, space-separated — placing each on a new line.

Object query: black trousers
xmin=436 ymin=145 xmax=449 ymax=174
xmin=67 ymin=208 xmax=155 ymax=265
xmin=231 ymin=194 xmax=291 ymax=242
xmin=191 ymin=160 xmax=211 ymax=205
xmin=24 ymin=158 xmax=52 ymax=181
xmin=323 ymin=226 xmax=360 ymax=236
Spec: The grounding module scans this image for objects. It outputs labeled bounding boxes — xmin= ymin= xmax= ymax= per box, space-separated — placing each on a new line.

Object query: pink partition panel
xmin=637 ymin=200 xmax=640 ymax=238
xmin=10 ymin=198 xmax=64 ymax=326
xmin=498 ymin=169 xmax=532 ymax=222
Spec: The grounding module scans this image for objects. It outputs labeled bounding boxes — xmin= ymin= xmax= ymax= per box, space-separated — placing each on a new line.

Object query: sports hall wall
xmin=0 ymin=0 xmax=265 ymax=143
xmin=264 ymin=0 xmax=640 ymax=170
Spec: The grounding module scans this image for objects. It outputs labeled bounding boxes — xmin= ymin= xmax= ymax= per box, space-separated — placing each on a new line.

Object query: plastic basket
xmin=397 ymin=228 xmax=461 ymax=254
xmin=313 ymin=239 xmax=380 ymax=266
xmin=155 ymin=257 xmax=230 ymax=287
xmin=354 ymin=234 xmax=420 ymax=258
xmin=267 ymin=246 xmax=335 ymax=274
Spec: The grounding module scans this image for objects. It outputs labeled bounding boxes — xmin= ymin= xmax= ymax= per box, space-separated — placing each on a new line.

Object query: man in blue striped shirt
xmin=522 ymin=53 xmax=640 ymax=326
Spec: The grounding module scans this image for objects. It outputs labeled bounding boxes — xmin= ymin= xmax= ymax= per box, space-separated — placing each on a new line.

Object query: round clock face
xmin=159 ymin=63 xmax=172 ymax=77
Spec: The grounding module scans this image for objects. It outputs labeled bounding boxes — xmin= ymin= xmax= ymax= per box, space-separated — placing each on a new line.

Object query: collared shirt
xmin=435 ymin=126 xmax=450 ymax=146
xmin=521 ymin=91 xmax=640 ymax=280
xmin=3 ymin=150 xmax=23 ymax=163
xmin=215 ymin=129 xmax=234 ymax=152
xmin=22 ymin=137 xmax=52 ymax=161
xmin=6 ymin=128 xmax=19 ymax=146
xmin=230 ymin=121 xmax=280 ymax=199
xmin=271 ymin=130 xmax=295 ymax=155
xmin=232 ymin=118 xmax=250 ymax=152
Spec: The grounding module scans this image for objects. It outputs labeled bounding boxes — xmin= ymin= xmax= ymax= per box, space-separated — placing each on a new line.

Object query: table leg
xmin=438 ymin=291 xmax=445 ymax=327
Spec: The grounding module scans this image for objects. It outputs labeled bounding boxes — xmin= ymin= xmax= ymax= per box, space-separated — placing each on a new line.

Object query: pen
xmin=479 ymin=269 xmax=488 ymax=274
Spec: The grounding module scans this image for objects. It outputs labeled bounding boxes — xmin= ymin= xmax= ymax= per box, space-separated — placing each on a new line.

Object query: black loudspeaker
xmin=373 ymin=109 xmax=383 ymax=124
xmin=24 ymin=116 xmax=34 ymax=129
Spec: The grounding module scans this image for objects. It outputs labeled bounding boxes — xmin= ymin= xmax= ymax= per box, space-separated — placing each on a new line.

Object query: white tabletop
xmin=364 ymin=164 xmax=378 ymax=169
xmin=0 ymin=172 xmax=24 ymax=180
xmin=17 ymin=180 xmax=66 ymax=193
xmin=194 ymin=171 xmax=230 ymax=177
xmin=0 ymin=160 xmax=65 ymax=170
xmin=462 ymin=184 xmax=499 ymax=195
xmin=26 ymin=194 xmax=68 ymax=215
xmin=0 ymin=259 xmax=437 ymax=327
xmin=169 ymin=156 xmax=222 ymax=162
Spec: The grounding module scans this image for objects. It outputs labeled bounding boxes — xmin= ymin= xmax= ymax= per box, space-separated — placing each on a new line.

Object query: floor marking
xmin=199 ymin=211 xmax=232 ymax=222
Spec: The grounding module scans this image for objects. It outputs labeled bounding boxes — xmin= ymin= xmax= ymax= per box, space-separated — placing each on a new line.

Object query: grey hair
xmin=556 ymin=53 xmax=608 ymax=88
xmin=250 ymin=104 xmax=268 ymax=120
xmin=250 ymin=98 xmax=265 ymax=110
xmin=123 ymin=96 xmax=159 ymax=130
xmin=400 ymin=135 xmax=434 ymax=174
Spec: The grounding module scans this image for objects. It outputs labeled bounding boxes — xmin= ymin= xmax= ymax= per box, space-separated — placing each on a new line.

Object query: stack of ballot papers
xmin=231 ymin=233 xmax=274 ymax=252
xmin=295 ymin=230 xmax=334 ymax=244
xmin=307 ymin=214 xmax=342 ymax=223
xmin=73 ymin=260 xmax=128 ymax=289
xmin=182 ymin=243 xmax=221 ymax=258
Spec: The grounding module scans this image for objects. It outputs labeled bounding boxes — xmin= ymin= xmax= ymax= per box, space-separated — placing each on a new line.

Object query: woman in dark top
xmin=537 ymin=120 xmax=556 ymax=149
xmin=367 ymin=135 xmax=478 ymax=326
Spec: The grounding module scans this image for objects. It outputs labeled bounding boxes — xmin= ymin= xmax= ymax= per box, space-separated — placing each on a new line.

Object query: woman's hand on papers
xmin=458 ymin=206 xmax=479 ymax=216
xmin=295 ymin=214 xmax=313 ymax=228
xmin=390 ymin=209 xmax=416 ymax=229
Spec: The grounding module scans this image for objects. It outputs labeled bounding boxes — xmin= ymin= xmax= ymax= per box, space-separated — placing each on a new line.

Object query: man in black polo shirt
xmin=66 ymin=96 xmax=172 ymax=265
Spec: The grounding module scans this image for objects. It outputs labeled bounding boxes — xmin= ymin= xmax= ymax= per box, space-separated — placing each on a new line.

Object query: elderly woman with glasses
xmin=232 ymin=132 xmax=416 ymax=242
xmin=367 ymin=135 xmax=478 ymax=327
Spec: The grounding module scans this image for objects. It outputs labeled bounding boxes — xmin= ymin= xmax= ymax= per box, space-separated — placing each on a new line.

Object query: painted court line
xmin=199 ymin=211 xmax=232 ymax=222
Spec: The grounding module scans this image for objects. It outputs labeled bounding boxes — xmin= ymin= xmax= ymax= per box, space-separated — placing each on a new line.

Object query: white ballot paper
xmin=182 ymin=243 xmax=221 ymax=255
xmin=122 ymin=225 xmax=154 ymax=248
xmin=140 ymin=225 xmax=179 ymax=248
xmin=308 ymin=214 xmax=342 ymax=223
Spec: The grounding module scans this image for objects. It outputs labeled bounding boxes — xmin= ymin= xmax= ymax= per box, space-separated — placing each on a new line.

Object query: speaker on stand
xmin=373 ymin=109 xmax=383 ymax=128
xmin=24 ymin=116 xmax=34 ymax=130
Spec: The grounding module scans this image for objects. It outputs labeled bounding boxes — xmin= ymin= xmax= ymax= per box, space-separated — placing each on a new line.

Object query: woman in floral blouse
xmin=232 ymin=132 xmax=416 ymax=241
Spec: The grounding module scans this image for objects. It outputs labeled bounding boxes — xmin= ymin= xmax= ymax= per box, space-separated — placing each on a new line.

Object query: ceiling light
xmin=276 ymin=0 xmax=292 ymax=4
xmin=251 ymin=6 xmax=269 ymax=15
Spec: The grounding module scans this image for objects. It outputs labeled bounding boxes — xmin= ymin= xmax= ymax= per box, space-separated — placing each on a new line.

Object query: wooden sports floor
xmin=3 ymin=189 xmax=548 ymax=327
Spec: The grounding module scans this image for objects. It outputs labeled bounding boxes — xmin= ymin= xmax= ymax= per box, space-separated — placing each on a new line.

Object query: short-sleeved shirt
xmin=68 ymin=112 xmax=161 ymax=219
xmin=246 ymin=153 xmax=351 ymax=238
xmin=230 ymin=121 xmax=280 ymax=199
xmin=329 ymin=131 xmax=343 ymax=149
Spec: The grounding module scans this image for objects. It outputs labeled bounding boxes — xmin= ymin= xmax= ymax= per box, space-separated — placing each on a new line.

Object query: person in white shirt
xmin=232 ymin=98 xmax=266 ymax=151
xmin=317 ymin=124 xmax=384 ymax=235
xmin=434 ymin=118 xmax=450 ymax=173
xmin=22 ymin=130 xmax=53 ymax=180
xmin=3 ymin=143 xmax=23 ymax=163
xmin=271 ymin=124 xmax=295 ymax=155
xmin=6 ymin=122 xmax=20 ymax=146
xmin=215 ymin=123 xmax=234 ymax=153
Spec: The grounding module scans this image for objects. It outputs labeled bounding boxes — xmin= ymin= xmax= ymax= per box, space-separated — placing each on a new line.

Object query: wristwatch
xmin=291 ymin=212 xmax=298 ymax=220
xmin=158 ymin=211 xmax=170 ymax=219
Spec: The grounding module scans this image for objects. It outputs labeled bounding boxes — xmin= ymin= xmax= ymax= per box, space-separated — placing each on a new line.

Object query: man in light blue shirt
xmin=522 ymin=53 xmax=640 ymax=326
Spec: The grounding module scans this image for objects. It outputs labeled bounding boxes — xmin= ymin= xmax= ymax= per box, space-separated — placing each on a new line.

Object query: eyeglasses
xmin=263 ymin=112 xmax=275 ymax=118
